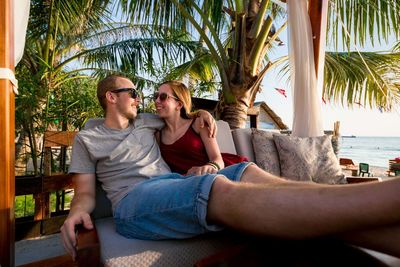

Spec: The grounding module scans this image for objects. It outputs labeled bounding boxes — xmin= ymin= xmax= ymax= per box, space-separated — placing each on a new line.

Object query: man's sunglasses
xmin=110 ymin=88 xmax=139 ymax=99
xmin=153 ymin=92 xmax=179 ymax=102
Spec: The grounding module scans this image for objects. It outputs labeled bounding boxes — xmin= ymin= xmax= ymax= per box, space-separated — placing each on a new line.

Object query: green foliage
xmin=324 ymin=51 xmax=400 ymax=110
xmin=46 ymin=78 xmax=104 ymax=130
xmin=14 ymin=192 xmax=73 ymax=218
xmin=16 ymin=0 xmax=202 ymax=174
xmin=328 ymin=0 xmax=400 ymax=50
xmin=15 ymin=195 xmax=35 ymax=218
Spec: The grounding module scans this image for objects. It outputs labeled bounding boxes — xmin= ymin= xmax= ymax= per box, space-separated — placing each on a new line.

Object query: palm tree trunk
xmin=219 ymin=89 xmax=252 ymax=129
xmin=25 ymin=118 xmax=39 ymax=175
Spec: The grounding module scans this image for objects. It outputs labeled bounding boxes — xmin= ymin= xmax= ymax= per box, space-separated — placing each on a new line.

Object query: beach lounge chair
xmin=388 ymin=160 xmax=400 ymax=176
xmin=359 ymin=163 xmax=372 ymax=177
xmin=339 ymin=158 xmax=356 ymax=167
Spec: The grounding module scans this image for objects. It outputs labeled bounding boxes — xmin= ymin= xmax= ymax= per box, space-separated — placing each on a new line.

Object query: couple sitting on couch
xmin=61 ymin=75 xmax=400 ymax=260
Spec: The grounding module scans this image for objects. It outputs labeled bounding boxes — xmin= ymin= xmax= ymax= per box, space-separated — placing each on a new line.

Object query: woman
xmin=155 ymin=80 xmax=247 ymax=175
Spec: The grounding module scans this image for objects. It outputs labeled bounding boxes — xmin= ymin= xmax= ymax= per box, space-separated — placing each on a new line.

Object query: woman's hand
xmin=186 ymin=164 xmax=218 ymax=176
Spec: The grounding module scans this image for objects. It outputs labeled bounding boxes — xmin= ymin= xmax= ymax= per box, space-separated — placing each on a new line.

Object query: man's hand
xmin=60 ymin=211 xmax=94 ymax=260
xmin=186 ymin=164 xmax=218 ymax=176
xmin=196 ymin=110 xmax=217 ymax=138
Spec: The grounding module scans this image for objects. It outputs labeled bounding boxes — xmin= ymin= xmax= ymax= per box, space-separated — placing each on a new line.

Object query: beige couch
xmin=76 ymin=119 xmax=398 ymax=266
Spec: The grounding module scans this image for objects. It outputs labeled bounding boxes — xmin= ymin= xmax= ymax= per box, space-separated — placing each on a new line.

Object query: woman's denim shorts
xmin=114 ymin=162 xmax=252 ymax=240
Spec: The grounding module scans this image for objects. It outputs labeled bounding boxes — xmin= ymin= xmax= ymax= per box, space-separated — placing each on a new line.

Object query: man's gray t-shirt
xmin=69 ymin=114 xmax=171 ymax=210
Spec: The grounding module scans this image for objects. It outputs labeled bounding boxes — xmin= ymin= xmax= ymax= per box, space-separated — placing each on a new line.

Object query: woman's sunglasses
xmin=153 ymin=92 xmax=179 ymax=102
xmin=110 ymin=88 xmax=139 ymax=99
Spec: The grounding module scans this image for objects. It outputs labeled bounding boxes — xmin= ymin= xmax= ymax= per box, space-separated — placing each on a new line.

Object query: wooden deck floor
xmin=15 ymin=233 xmax=67 ymax=266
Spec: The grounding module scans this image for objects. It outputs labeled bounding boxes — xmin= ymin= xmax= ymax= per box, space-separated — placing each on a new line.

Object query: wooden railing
xmin=16 ymin=131 xmax=76 ymax=240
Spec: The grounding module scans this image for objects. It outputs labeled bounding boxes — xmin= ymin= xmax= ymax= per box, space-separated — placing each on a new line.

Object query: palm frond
xmin=166 ymin=50 xmax=218 ymax=80
xmin=329 ymin=0 xmax=400 ymax=50
xmin=324 ymin=51 xmax=400 ymax=111
xmin=79 ymin=34 xmax=200 ymax=77
xmin=119 ymin=0 xmax=194 ymax=32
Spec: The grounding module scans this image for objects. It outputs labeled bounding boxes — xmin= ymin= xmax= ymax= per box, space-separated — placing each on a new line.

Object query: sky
xmin=256 ymin=28 xmax=400 ymax=137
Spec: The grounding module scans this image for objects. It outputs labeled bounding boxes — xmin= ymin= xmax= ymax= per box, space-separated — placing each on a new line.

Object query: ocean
xmin=338 ymin=136 xmax=400 ymax=168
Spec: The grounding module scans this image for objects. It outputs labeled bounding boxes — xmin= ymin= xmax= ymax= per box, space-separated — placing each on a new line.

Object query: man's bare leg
xmin=236 ymin=164 xmax=400 ymax=256
xmin=207 ymin=174 xmax=400 ymax=257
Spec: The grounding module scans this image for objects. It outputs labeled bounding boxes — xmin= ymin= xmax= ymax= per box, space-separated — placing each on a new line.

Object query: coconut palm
xmin=118 ymin=0 xmax=400 ymax=128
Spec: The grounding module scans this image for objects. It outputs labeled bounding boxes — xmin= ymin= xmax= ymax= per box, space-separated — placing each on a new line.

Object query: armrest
xmin=346 ymin=177 xmax=382 ymax=184
xmin=76 ymin=225 xmax=102 ymax=267
xmin=194 ymin=244 xmax=248 ymax=267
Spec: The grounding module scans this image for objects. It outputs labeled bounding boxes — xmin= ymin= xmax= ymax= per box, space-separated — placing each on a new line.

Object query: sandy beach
xmin=342 ymin=165 xmax=394 ymax=180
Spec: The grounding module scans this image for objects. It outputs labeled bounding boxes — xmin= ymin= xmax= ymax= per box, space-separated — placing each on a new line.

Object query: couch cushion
xmin=95 ymin=218 xmax=243 ymax=267
xmin=231 ymin=128 xmax=255 ymax=162
xmin=273 ymin=134 xmax=346 ymax=184
xmin=92 ymin=182 xmax=113 ymax=220
xmin=216 ymin=120 xmax=237 ymax=154
xmin=251 ymin=129 xmax=281 ymax=176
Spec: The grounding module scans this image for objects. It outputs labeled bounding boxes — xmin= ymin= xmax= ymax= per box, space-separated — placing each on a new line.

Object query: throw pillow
xmin=273 ymin=134 xmax=346 ymax=184
xmin=251 ymin=129 xmax=281 ymax=176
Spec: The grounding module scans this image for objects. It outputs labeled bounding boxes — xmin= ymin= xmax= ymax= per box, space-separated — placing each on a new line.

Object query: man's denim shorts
xmin=114 ymin=162 xmax=252 ymax=240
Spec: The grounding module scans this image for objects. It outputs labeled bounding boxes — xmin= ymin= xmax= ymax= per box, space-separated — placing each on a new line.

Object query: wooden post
xmin=0 ymin=0 xmax=16 ymax=265
xmin=309 ymin=0 xmax=323 ymax=75
xmin=309 ymin=0 xmax=328 ymax=77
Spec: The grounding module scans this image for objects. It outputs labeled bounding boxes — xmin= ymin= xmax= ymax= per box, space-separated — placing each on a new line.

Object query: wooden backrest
xmin=43 ymin=131 xmax=77 ymax=176
xmin=44 ymin=131 xmax=77 ymax=148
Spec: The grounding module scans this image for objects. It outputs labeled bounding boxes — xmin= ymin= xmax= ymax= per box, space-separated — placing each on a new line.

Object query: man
xmin=61 ymin=75 xmax=400 ymax=260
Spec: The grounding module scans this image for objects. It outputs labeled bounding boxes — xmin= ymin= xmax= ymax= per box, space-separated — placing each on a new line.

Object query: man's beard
xmin=118 ymin=105 xmax=137 ymax=120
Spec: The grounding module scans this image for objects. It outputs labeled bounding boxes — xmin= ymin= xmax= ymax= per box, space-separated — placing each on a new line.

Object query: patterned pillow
xmin=251 ymin=129 xmax=281 ymax=176
xmin=273 ymin=134 xmax=346 ymax=184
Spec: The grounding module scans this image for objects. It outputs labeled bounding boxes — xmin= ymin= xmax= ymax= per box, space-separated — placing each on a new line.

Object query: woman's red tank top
xmin=160 ymin=126 xmax=208 ymax=174
xmin=159 ymin=124 xmax=248 ymax=174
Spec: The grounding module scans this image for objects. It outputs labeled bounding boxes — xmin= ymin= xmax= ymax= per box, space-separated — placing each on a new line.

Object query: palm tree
xmin=118 ymin=0 xmax=400 ymax=128
xmin=16 ymin=0 xmax=201 ymax=174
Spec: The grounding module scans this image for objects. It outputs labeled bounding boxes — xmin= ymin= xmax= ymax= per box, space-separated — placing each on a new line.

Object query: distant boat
xmin=342 ymin=135 xmax=356 ymax=138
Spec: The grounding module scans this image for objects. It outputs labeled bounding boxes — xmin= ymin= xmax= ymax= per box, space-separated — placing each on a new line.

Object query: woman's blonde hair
xmin=159 ymin=80 xmax=194 ymax=119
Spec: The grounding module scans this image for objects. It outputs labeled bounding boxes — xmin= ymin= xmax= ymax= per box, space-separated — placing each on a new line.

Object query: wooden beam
xmin=308 ymin=0 xmax=324 ymax=75
xmin=0 ymin=0 xmax=15 ymax=265
xmin=44 ymin=131 xmax=77 ymax=148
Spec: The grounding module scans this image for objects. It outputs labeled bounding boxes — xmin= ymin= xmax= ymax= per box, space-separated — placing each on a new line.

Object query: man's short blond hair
xmin=97 ymin=75 xmax=129 ymax=111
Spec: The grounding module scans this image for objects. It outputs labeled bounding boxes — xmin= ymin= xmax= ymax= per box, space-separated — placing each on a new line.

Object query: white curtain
xmin=0 ymin=0 xmax=30 ymax=94
xmin=287 ymin=0 xmax=326 ymax=137
xmin=14 ymin=0 xmax=30 ymax=65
